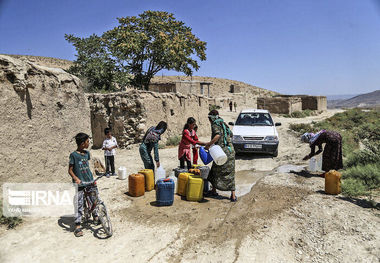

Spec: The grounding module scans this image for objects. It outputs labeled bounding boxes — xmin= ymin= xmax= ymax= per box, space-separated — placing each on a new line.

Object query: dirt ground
xmin=0 ymin=109 xmax=379 ymax=263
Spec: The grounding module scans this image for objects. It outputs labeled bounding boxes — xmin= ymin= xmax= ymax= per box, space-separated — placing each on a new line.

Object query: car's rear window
xmin=235 ymin=113 xmax=274 ymax=126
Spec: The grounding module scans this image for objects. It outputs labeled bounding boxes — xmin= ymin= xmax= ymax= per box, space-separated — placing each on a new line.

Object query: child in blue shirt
xmin=68 ymin=133 xmax=98 ymax=237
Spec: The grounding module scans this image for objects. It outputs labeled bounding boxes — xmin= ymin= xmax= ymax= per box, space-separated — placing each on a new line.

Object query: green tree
xmin=66 ymin=11 xmax=207 ymax=91
xmin=64 ymin=34 xmax=121 ymax=92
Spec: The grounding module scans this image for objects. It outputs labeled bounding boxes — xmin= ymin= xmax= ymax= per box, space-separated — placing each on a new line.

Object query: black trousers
xmin=105 ymin=155 xmax=115 ymax=174
xmin=179 ymin=156 xmax=192 ymax=170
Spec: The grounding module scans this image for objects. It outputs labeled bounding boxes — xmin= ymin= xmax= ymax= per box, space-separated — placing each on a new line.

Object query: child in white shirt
xmin=102 ymin=128 xmax=118 ymax=177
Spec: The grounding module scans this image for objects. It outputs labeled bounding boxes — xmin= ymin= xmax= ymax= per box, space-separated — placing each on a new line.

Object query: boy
xmin=102 ymin=128 xmax=118 ymax=177
xmin=68 ymin=133 xmax=98 ymax=237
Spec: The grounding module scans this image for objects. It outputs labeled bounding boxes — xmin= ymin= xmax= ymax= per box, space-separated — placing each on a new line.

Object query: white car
xmin=228 ymin=109 xmax=281 ymax=157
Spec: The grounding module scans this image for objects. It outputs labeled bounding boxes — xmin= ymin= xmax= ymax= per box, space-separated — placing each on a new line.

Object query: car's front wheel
xmin=272 ymin=149 xmax=278 ymax=157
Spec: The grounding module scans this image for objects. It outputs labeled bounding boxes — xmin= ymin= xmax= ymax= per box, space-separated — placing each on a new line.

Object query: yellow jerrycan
xmin=178 ymin=172 xmax=192 ymax=196
xmin=139 ymin=169 xmax=155 ymax=191
xmin=186 ymin=175 xmax=204 ymax=201
xmin=325 ymin=170 xmax=342 ymax=195
xmin=192 ymin=164 xmax=201 ymax=169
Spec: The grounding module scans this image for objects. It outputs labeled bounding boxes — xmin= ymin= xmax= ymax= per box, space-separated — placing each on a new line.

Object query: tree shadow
xmin=235 ymin=152 xmax=273 ymax=160
xmin=290 ymin=170 xmax=322 ymax=178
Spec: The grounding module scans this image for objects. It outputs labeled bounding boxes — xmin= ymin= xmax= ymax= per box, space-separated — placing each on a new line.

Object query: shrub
xmin=341 ymin=178 xmax=369 ymax=197
xmin=166 ymin=135 xmax=181 ymax=146
xmin=342 ymin=163 xmax=380 ymax=195
xmin=289 ymin=123 xmax=314 ymax=135
xmin=284 ymin=110 xmax=317 ymax=118
xmin=345 ymin=141 xmax=380 ymax=168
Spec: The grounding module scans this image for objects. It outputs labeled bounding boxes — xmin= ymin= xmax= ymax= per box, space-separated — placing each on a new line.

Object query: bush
xmin=289 ymin=123 xmax=314 ymax=135
xmin=342 ymin=163 xmax=380 ymax=196
xmin=166 ymin=135 xmax=181 ymax=146
xmin=283 ymin=110 xmax=317 ymax=118
xmin=341 ymin=178 xmax=369 ymax=197
xmin=345 ymin=141 xmax=380 ymax=168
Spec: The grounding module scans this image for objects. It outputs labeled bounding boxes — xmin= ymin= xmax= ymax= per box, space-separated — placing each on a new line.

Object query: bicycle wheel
xmin=98 ymin=202 xmax=113 ymax=237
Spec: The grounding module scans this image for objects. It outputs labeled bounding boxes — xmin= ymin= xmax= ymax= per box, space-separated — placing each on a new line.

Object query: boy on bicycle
xmin=68 ymin=132 xmax=98 ymax=237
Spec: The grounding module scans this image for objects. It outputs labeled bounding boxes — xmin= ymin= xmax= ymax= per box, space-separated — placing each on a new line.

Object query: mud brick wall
xmin=257 ymin=97 xmax=302 ymax=114
xmin=87 ymin=90 xmax=210 ymax=148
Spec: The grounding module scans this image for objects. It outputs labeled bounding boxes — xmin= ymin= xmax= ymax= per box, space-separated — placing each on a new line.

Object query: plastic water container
xmin=199 ymin=147 xmax=213 ymax=165
xmin=155 ymin=166 xmax=166 ymax=183
xmin=173 ymin=168 xmax=188 ymax=178
xmin=186 ymin=175 xmax=204 ymax=201
xmin=309 ymin=156 xmax=322 ymax=172
xmin=178 ymin=172 xmax=192 ymax=196
xmin=128 ymin=174 xmax=145 ymax=197
xmin=156 ymin=178 xmax=175 ymax=206
xmin=118 ymin=166 xmax=127 ymax=180
xmin=198 ymin=166 xmax=210 ymax=179
xmin=167 ymin=174 xmax=178 ymax=193
xmin=192 ymin=164 xmax=201 ymax=169
xmin=325 ymin=170 xmax=342 ymax=195
xmin=139 ymin=169 xmax=155 ymax=191
xmin=209 ymin=145 xmax=227 ymax=165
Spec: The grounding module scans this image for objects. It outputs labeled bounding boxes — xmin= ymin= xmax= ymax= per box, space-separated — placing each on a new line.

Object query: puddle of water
xmin=276 ymin=164 xmax=306 ymax=174
xmin=219 ymin=170 xmax=267 ymax=198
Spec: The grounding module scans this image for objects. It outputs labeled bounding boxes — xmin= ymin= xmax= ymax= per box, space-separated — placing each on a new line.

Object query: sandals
xmin=74 ymin=227 xmax=83 ymax=237
xmin=230 ymin=196 xmax=238 ymax=202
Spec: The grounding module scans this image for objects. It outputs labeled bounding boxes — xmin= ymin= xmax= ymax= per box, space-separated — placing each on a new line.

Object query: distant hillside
xmin=328 ymin=90 xmax=380 ymax=109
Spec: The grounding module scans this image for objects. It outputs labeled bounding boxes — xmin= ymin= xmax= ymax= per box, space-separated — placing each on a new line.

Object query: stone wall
xmin=257 ymin=97 xmax=302 ymax=114
xmin=87 ymin=91 xmax=211 ymax=148
xmin=0 ymin=55 xmax=91 ymax=183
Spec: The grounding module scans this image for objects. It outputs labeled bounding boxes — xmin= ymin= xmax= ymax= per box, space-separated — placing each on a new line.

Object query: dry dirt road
xmin=0 ymin=109 xmax=379 ymax=263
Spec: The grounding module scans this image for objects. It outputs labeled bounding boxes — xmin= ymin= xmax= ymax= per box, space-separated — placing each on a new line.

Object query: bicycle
xmin=82 ymin=175 xmax=113 ymax=237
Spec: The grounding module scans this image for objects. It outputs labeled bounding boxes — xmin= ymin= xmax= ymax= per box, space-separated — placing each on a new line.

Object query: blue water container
xmin=156 ymin=178 xmax=175 ymax=206
xmin=199 ymin=147 xmax=213 ymax=165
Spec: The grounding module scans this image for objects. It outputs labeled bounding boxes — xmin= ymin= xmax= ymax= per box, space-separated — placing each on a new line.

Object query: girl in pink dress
xmin=178 ymin=117 xmax=206 ymax=169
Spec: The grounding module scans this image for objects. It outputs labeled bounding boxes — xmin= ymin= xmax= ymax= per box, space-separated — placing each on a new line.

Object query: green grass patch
xmin=283 ymin=110 xmax=317 ymax=118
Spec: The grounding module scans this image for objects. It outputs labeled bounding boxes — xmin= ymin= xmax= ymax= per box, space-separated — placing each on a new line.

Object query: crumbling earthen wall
xmin=300 ymin=96 xmax=327 ymax=111
xmin=87 ymin=91 xmax=210 ymax=148
xmin=0 ymin=55 xmax=91 ymax=183
xmin=257 ymin=97 xmax=302 ymax=114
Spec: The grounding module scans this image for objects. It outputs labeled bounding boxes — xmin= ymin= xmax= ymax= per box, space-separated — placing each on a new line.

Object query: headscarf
xmin=209 ymin=114 xmax=233 ymax=153
xmin=301 ymin=130 xmax=326 ymax=145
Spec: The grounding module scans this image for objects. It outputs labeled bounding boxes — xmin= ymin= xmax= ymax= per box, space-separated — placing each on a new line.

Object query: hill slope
xmin=328 ymin=90 xmax=380 ymax=108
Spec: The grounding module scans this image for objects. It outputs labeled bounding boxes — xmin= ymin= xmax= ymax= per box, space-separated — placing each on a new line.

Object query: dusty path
xmin=1 ymin=109 xmax=379 ymax=263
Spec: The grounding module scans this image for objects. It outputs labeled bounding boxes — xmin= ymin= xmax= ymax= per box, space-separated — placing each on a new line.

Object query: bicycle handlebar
xmin=80 ymin=175 xmax=104 ymax=186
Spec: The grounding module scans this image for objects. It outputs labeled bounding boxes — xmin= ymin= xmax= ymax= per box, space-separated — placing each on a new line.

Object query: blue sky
xmin=1 ymin=0 xmax=379 ymax=95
